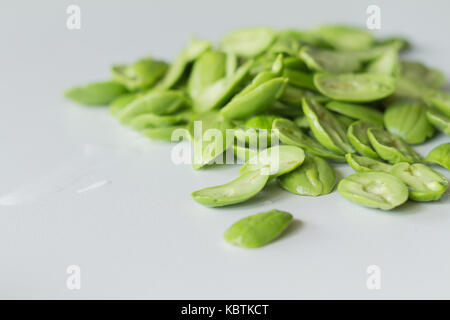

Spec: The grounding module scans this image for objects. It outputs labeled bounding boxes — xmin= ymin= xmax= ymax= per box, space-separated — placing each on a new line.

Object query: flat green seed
xmin=302 ymin=98 xmax=354 ymax=155
xmin=279 ymin=155 xmax=336 ymax=196
xmin=191 ymin=170 xmax=270 ymax=207
xmin=112 ymin=58 xmax=168 ymax=91
xmin=188 ymin=111 xmax=234 ymax=170
xmin=109 ymin=92 xmax=141 ymax=116
xmin=401 ymin=61 xmax=445 ymax=89
xmin=313 ymin=25 xmax=374 ymax=51
xmin=220 ymin=27 xmax=276 ymax=57
xmin=345 ymin=153 xmax=392 ymax=173
xmin=193 ymin=60 xmax=253 ymax=113
xmin=337 ymin=172 xmax=409 ymax=210
xmin=391 ymin=162 xmax=448 ymax=201
xmin=300 ymin=47 xmax=361 ymax=74
xmin=65 ymin=81 xmax=128 ymax=106
xmin=235 ymin=115 xmax=280 ymax=147
xmin=283 ymin=69 xmax=316 ymax=91
xmin=273 ymin=118 xmax=345 ymax=162
xmin=367 ymin=127 xmax=422 ymax=164
xmin=426 ymin=90 xmax=450 ymax=118
xmin=384 ymin=102 xmax=435 ymax=144
xmin=326 ymin=101 xmax=384 ymax=126
xmin=425 ymin=143 xmax=450 ymax=170
xmin=314 ymin=73 xmax=396 ymax=103
xmin=221 ymin=77 xmax=288 ymax=120
xmin=426 ymin=109 xmax=450 ymax=134
xmin=188 ymin=50 xmax=226 ymax=99
xmin=224 ymin=209 xmax=293 ymax=248
xmin=119 ymin=90 xmax=187 ymax=124
xmin=347 ymin=121 xmax=380 ymax=159
xmin=366 ymin=48 xmax=400 ymax=76
xmin=239 ymin=145 xmax=305 ymax=178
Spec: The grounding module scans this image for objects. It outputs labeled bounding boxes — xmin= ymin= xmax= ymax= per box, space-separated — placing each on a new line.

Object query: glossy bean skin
xmin=273 ymin=118 xmax=345 ymax=162
xmin=279 ymin=156 xmax=336 ymax=196
xmin=345 ymin=153 xmax=392 ymax=173
xmin=112 ymin=58 xmax=168 ymax=91
xmin=302 ymin=98 xmax=354 ymax=155
xmin=384 ymin=101 xmax=434 ymax=144
xmin=367 ymin=128 xmax=422 ymax=164
xmin=425 ymin=143 xmax=450 ymax=170
xmin=326 ymin=101 xmax=384 ymax=126
xmin=347 ymin=121 xmax=381 ymax=159
xmin=119 ymin=90 xmax=187 ymax=124
xmin=239 ymin=145 xmax=305 ymax=178
xmin=224 ymin=209 xmax=293 ymax=248
xmin=391 ymin=162 xmax=448 ymax=201
xmin=426 ymin=109 xmax=450 ymax=134
xmin=65 ymin=81 xmax=128 ymax=106
xmin=191 ymin=170 xmax=269 ymax=207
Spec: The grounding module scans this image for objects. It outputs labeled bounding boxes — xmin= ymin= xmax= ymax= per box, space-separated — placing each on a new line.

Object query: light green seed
xmin=391 ymin=162 xmax=448 ymax=201
xmin=367 ymin=127 xmax=422 ymax=164
xmin=314 ymin=73 xmax=396 ymax=103
xmin=326 ymin=101 xmax=384 ymax=126
xmin=119 ymin=90 xmax=187 ymax=124
xmin=337 ymin=172 xmax=409 ymax=210
xmin=425 ymin=143 xmax=450 ymax=170
xmin=279 ymin=155 xmax=336 ymax=196
xmin=384 ymin=101 xmax=435 ymax=144
xmin=65 ymin=81 xmax=128 ymax=106
xmin=300 ymin=47 xmax=361 ymax=74
xmin=239 ymin=145 xmax=305 ymax=178
xmin=313 ymin=25 xmax=374 ymax=51
xmin=112 ymin=57 xmax=168 ymax=91
xmin=426 ymin=109 xmax=450 ymax=135
xmin=347 ymin=121 xmax=381 ymax=159
xmin=191 ymin=169 xmax=269 ymax=207
xmin=220 ymin=27 xmax=276 ymax=57
xmin=302 ymin=98 xmax=354 ymax=155
xmin=345 ymin=153 xmax=392 ymax=173
xmin=224 ymin=209 xmax=293 ymax=248
xmin=273 ymin=118 xmax=345 ymax=162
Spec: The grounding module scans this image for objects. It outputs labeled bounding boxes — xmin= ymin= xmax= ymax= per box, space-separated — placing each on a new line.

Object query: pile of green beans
xmin=66 ymin=25 xmax=449 ymax=248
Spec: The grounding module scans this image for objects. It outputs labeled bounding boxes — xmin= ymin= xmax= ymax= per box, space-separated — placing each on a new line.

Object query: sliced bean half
xmin=337 ymin=172 xmax=408 ymax=210
xmin=367 ymin=128 xmax=422 ymax=164
xmin=391 ymin=162 xmax=448 ymax=201
xmin=314 ymin=73 xmax=396 ymax=103
xmin=279 ymin=155 xmax=336 ymax=196
xmin=425 ymin=143 xmax=450 ymax=170
xmin=302 ymin=98 xmax=354 ymax=155
xmin=345 ymin=153 xmax=392 ymax=173
xmin=273 ymin=118 xmax=345 ymax=161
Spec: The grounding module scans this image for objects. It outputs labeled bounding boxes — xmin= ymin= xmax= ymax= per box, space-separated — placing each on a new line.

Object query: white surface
xmin=0 ymin=0 xmax=449 ymax=299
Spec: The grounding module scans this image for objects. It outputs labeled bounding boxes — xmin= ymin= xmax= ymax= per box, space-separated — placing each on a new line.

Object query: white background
xmin=0 ymin=0 xmax=449 ymax=299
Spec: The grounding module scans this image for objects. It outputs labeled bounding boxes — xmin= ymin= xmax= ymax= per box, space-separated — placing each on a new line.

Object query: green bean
xmin=65 ymin=81 xmax=128 ymax=106
xmin=224 ymin=209 xmax=293 ymax=248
